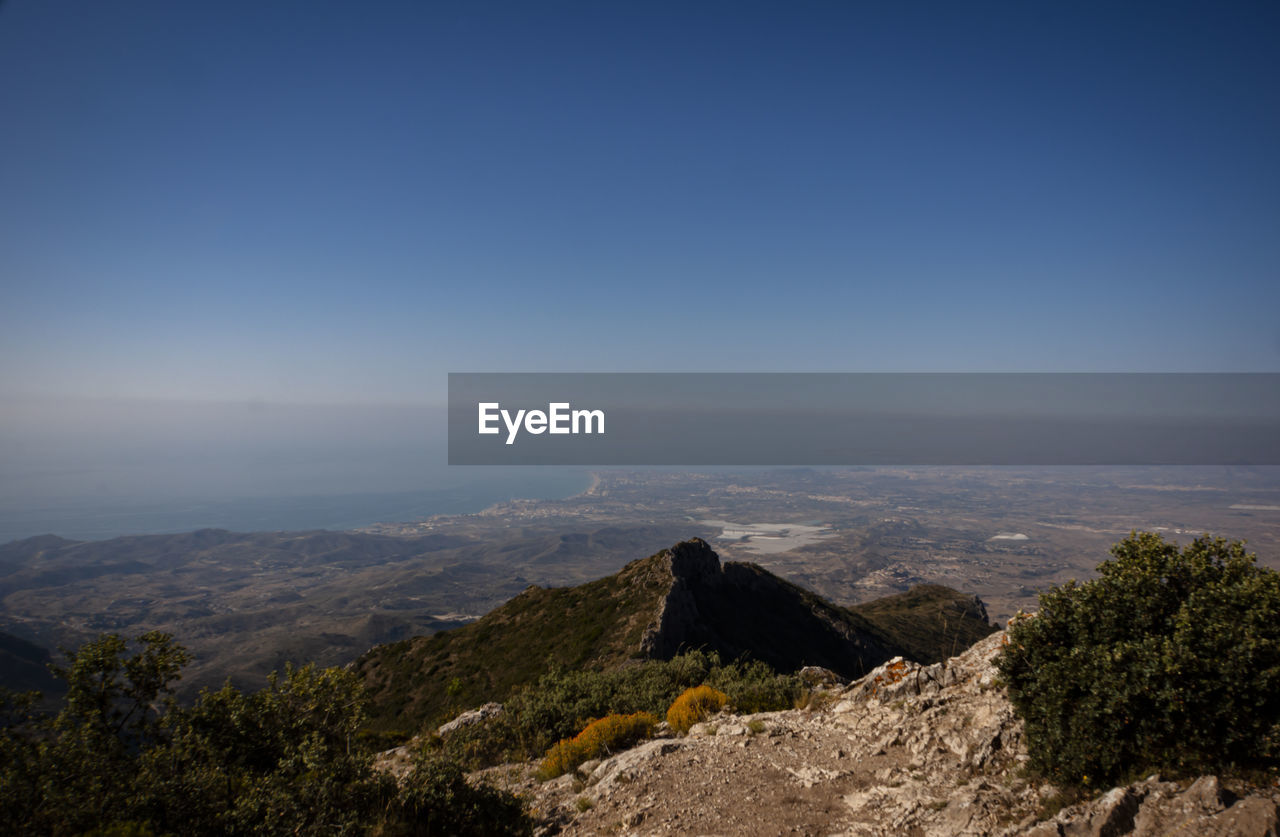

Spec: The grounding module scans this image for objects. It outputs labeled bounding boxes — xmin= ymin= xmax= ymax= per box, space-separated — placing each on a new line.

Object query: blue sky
xmin=2 ymin=1 xmax=1279 ymax=406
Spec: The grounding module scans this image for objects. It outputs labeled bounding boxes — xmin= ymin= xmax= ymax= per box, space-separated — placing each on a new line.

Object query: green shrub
xmin=509 ymin=651 xmax=715 ymax=750
xmin=429 ymin=650 xmax=804 ymax=771
xmin=705 ymin=657 xmax=803 ymax=713
xmin=536 ymin=712 xmax=658 ymax=779
xmin=996 ymin=532 xmax=1280 ymax=787
xmin=434 ymin=713 xmax=525 ymax=771
xmin=0 ymin=634 xmax=532 ymax=836
xmin=666 ymin=685 xmax=729 ymax=734
xmin=386 ymin=748 xmax=531 ymax=836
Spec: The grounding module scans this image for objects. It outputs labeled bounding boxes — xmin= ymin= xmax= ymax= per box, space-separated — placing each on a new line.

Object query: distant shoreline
xmin=0 ymin=469 xmax=594 ymax=546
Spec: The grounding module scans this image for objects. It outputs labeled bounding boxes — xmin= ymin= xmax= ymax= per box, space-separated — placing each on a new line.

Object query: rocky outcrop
xmin=1026 ymin=775 xmax=1280 ymax=837
xmin=638 ymin=539 xmax=717 ymax=659
xmin=825 ymin=630 xmax=1035 ymax=835
xmin=639 ymin=538 xmax=903 ymax=678
xmin=491 ymin=628 xmax=1280 ymax=836
xmin=437 ymin=701 xmax=503 ymax=737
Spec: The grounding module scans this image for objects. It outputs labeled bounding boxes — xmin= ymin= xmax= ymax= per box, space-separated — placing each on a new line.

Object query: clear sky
xmin=2 ymin=1 xmax=1279 ymax=406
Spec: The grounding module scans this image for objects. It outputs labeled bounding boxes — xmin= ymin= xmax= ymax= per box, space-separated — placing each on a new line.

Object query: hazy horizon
xmin=0 ymin=396 xmax=597 ymax=543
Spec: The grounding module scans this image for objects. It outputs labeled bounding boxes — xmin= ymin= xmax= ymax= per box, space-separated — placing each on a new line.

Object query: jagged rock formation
xmin=639 ymin=538 xmax=901 ymax=677
xmin=356 ymin=538 xmax=994 ymax=732
xmin=489 ymin=629 xmax=1280 ymax=836
xmin=1025 ymin=775 xmax=1280 ymax=837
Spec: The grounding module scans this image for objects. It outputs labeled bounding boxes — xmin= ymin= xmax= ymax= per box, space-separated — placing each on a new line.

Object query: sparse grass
xmin=746 ymin=719 xmax=766 ymax=735
xmin=574 ymin=796 xmax=594 ymax=813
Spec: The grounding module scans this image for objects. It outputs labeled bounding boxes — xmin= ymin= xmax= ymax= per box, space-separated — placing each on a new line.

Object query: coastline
xmin=0 ymin=468 xmax=596 ymax=545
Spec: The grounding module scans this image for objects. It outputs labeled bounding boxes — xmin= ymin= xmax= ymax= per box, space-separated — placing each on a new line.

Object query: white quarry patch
xmin=700 ymin=519 xmax=836 ymax=554
xmin=989 ymin=532 xmax=1029 ymax=541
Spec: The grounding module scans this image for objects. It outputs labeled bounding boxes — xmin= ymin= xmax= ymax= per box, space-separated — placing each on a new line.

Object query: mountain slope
xmin=851 ymin=583 xmax=997 ymax=664
xmin=355 ymin=538 xmax=995 ymax=732
xmin=0 ymin=630 xmax=63 ymax=699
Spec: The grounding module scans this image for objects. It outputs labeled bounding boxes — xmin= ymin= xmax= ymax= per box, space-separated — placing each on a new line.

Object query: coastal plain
xmin=2 ymin=466 xmax=1277 ymax=696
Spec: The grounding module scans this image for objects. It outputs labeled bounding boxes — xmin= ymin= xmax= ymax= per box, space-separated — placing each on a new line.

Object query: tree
xmin=53 ymin=631 xmax=190 ymax=749
xmin=1 ymin=633 xmax=532 ymax=835
xmin=144 ymin=663 xmax=394 ymax=836
xmin=0 ymin=632 xmax=190 ymax=835
xmin=997 ymin=532 xmax=1280 ymax=786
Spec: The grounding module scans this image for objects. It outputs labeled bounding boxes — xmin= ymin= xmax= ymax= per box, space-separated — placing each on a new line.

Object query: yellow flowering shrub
xmin=536 ymin=711 xmax=658 ymax=779
xmin=666 ymin=685 xmax=728 ymax=734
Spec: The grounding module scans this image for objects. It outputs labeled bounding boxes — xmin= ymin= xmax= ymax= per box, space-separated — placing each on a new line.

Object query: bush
xmin=996 ymin=532 xmax=1280 ymax=787
xmin=432 ymin=651 xmax=803 ymax=770
xmin=147 ymin=662 xmax=393 ymax=835
xmin=666 ymin=685 xmax=728 ymax=734
xmin=536 ymin=712 xmax=658 ymax=779
xmin=385 ymin=748 xmax=531 ymax=836
xmin=705 ymin=658 xmax=802 ymax=713
xmin=503 ymin=652 xmax=714 ymax=757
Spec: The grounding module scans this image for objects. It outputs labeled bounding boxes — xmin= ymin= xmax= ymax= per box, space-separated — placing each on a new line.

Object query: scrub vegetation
xmin=998 ymin=532 xmax=1280 ymax=788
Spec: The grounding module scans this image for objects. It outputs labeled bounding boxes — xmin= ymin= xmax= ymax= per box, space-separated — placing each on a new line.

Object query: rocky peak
xmin=662 ymin=537 xmax=722 ymax=584
xmin=639 ymin=540 xmax=901 ymax=675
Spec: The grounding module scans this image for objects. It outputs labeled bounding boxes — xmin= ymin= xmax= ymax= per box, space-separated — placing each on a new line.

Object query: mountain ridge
xmin=355 ymin=538 xmax=996 ymax=732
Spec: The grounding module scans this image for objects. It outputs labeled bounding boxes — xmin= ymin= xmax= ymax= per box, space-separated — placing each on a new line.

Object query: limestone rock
xmin=436 ymin=701 xmax=503 ymax=736
xmin=468 ymin=628 xmax=1280 ymax=837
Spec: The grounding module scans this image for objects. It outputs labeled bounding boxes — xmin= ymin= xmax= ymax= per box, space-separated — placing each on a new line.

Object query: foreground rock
xmin=483 ymin=630 xmax=1280 ymax=836
xmin=1026 ymin=775 xmax=1280 ymax=837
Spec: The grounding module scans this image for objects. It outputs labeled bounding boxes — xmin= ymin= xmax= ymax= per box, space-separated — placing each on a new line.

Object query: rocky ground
xmin=463 ymin=630 xmax=1280 ymax=836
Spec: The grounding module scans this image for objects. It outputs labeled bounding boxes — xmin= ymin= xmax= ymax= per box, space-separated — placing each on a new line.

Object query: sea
xmin=0 ymin=399 xmax=608 ymax=545
xmin=0 ymin=467 xmax=593 ymax=546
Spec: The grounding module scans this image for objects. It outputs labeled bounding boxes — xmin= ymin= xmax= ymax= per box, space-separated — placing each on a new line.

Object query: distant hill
xmin=355 ymin=538 xmax=996 ymax=732
xmin=850 ymin=583 xmax=997 ymax=664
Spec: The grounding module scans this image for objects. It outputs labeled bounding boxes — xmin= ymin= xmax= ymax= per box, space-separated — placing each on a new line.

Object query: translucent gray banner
xmin=447 ymin=373 xmax=1280 ymax=465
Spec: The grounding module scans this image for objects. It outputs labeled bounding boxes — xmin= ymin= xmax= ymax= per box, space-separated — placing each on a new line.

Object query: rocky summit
xmin=481 ymin=629 xmax=1280 ymax=836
